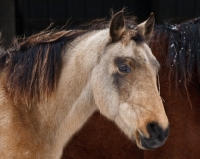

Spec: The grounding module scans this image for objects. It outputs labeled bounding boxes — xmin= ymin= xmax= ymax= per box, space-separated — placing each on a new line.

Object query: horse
xmin=0 ymin=11 xmax=169 ymax=159
xmin=61 ymin=16 xmax=200 ymax=159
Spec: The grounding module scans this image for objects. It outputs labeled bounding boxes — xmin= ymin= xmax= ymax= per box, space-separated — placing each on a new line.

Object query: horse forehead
xmin=106 ymin=41 xmax=153 ymax=64
xmin=125 ymin=41 xmax=153 ymax=61
xmin=134 ymin=42 xmax=157 ymax=63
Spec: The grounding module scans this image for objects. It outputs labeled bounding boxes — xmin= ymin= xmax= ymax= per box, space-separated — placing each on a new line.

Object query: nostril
xmin=140 ymin=122 xmax=169 ymax=149
xmin=149 ymin=123 xmax=155 ymax=130
xmin=146 ymin=122 xmax=170 ymax=142
xmin=147 ymin=122 xmax=162 ymax=137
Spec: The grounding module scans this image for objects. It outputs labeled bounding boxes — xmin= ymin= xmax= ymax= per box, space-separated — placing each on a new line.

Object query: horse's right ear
xmin=110 ymin=11 xmax=125 ymax=42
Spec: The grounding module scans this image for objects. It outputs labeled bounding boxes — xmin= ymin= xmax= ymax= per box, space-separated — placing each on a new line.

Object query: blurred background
xmin=0 ymin=0 xmax=200 ymax=46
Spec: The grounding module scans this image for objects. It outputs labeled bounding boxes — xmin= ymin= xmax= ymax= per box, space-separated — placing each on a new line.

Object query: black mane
xmin=153 ymin=17 xmax=200 ymax=88
xmin=0 ymin=30 xmax=86 ymax=105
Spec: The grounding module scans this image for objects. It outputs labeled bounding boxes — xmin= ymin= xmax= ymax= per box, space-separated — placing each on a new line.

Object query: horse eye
xmin=118 ymin=65 xmax=131 ymax=73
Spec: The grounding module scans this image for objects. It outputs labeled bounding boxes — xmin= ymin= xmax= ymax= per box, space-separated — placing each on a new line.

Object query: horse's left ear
xmin=136 ymin=13 xmax=155 ymax=41
xmin=110 ymin=11 xmax=125 ymax=42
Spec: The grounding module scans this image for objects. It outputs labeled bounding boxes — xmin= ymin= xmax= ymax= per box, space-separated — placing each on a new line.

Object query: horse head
xmin=91 ymin=11 xmax=169 ymax=149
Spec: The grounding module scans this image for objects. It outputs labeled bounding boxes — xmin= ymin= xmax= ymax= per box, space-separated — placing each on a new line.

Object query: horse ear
xmin=110 ymin=11 xmax=125 ymax=42
xmin=136 ymin=13 xmax=155 ymax=41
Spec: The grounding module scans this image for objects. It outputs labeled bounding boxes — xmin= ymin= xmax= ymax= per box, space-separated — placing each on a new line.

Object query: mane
xmin=0 ymin=29 xmax=87 ymax=105
xmin=152 ymin=17 xmax=200 ymax=89
xmin=0 ymin=15 xmax=137 ymax=106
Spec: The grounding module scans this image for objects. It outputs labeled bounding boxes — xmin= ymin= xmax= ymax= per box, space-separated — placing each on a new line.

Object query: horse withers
xmin=0 ymin=11 xmax=169 ymax=158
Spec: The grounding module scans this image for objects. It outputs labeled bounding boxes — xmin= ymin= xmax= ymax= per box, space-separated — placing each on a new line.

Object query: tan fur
xmin=0 ymin=11 xmax=168 ymax=158
xmin=121 ymin=30 xmax=137 ymax=45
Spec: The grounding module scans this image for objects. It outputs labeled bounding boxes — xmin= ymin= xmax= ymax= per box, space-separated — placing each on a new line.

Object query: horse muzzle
xmin=139 ymin=122 xmax=170 ymax=149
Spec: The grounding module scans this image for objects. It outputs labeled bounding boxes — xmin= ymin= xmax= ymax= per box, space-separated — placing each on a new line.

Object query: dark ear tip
xmin=112 ymin=11 xmax=124 ymax=18
xmin=149 ymin=13 xmax=155 ymax=20
xmin=150 ymin=12 xmax=154 ymax=16
xmin=146 ymin=12 xmax=155 ymax=25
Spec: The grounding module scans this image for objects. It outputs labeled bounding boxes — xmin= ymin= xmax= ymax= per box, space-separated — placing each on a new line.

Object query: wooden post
xmin=0 ymin=0 xmax=16 ymax=47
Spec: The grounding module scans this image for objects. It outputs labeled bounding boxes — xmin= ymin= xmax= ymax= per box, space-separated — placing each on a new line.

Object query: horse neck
xmin=39 ymin=29 xmax=109 ymax=154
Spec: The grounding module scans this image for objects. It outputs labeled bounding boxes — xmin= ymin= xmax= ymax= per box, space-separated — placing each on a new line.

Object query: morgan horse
xmin=62 ymin=14 xmax=200 ymax=159
xmin=0 ymin=11 xmax=169 ymax=158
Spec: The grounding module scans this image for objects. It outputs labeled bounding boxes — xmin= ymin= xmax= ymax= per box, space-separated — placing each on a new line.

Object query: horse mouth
xmin=135 ymin=129 xmax=152 ymax=150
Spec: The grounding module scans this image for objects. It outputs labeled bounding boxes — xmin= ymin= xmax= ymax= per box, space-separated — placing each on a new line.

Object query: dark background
xmin=0 ymin=0 xmax=200 ymax=46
